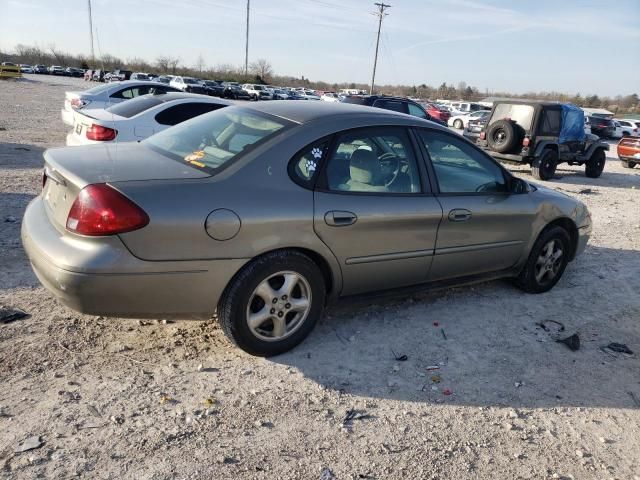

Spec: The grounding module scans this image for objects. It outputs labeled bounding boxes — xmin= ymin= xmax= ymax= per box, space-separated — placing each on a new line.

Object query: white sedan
xmin=66 ymin=93 xmax=231 ymax=146
xmin=448 ymin=110 xmax=490 ymax=129
xmin=61 ymin=81 xmax=180 ymax=126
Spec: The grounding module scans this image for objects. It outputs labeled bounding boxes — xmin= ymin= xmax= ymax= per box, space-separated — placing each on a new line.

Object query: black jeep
xmin=476 ymin=101 xmax=609 ymax=181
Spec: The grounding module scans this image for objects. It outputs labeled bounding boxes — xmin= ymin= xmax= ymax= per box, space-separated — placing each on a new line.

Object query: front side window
xmin=418 ymin=130 xmax=507 ymax=194
xmin=324 ymin=127 xmax=421 ymax=194
xmin=408 ymin=103 xmax=428 ymax=119
xmin=145 ymin=107 xmax=289 ymax=174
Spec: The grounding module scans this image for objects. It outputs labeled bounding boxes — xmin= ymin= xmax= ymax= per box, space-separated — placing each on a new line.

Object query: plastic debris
xmin=606 ymin=343 xmax=633 ymax=355
xmin=391 ymin=349 xmax=408 ymax=362
xmin=204 ymin=398 xmax=215 ymax=407
xmin=15 ymin=436 xmax=43 ymax=453
xmin=556 ymin=333 xmax=580 ymax=351
xmin=443 ymin=389 xmax=453 ymax=396
xmin=536 ymin=320 xmax=565 ymax=332
xmin=0 ymin=307 xmax=30 ymax=325
xmin=431 ymin=375 xmax=441 ymax=383
xmin=426 ymin=365 xmax=440 ymax=371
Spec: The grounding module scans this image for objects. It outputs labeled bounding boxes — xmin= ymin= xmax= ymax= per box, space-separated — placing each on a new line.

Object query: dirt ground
xmin=1 ymin=75 xmax=639 ymax=480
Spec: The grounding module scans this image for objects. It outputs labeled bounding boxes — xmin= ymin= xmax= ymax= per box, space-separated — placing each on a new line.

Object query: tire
xmin=621 ymin=160 xmax=636 ymax=169
xmin=486 ymin=119 xmax=519 ymax=153
xmin=515 ymin=226 xmax=571 ymax=294
xmin=453 ymin=119 xmax=463 ymax=129
xmin=217 ymin=250 xmax=326 ymax=357
xmin=530 ymin=149 xmax=558 ymax=181
xmin=585 ymin=148 xmax=606 ymax=178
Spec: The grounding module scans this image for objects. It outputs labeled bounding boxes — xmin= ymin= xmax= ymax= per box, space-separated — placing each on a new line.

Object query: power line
xmin=370 ymin=2 xmax=390 ymax=95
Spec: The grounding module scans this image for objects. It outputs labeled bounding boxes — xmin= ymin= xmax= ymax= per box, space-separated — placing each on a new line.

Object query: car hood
xmin=44 ymin=142 xmax=210 ymax=186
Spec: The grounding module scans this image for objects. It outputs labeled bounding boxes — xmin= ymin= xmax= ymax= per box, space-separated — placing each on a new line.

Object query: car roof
xmin=241 ymin=100 xmax=447 ymax=129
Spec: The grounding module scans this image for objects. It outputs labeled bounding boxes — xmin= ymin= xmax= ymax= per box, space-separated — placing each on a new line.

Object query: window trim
xmin=314 ymin=125 xmax=431 ymax=197
xmin=413 ymin=126 xmax=514 ymax=196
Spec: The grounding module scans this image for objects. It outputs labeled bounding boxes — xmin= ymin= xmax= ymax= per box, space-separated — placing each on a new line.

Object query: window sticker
xmin=311 ymin=147 xmax=323 ymax=159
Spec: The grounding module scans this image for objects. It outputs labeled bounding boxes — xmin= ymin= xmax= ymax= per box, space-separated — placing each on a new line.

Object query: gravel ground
xmin=1 ymin=75 xmax=639 ymax=480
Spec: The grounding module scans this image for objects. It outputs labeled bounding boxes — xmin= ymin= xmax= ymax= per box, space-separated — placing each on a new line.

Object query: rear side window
xmin=154 ymin=103 xmax=225 ymax=126
xmin=106 ymin=96 xmax=163 ymax=118
xmin=290 ymin=139 xmax=330 ymax=187
xmin=538 ymin=108 xmax=562 ymax=136
xmin=373 ymin=100 xmax=407 ymax=114
xmin=490 ymin=104 xmax=534 ymax=131
xmin=111 ymin=86 xmax=152 ymax=99
xmin=407 ymin=103 xmax=428 ymax=119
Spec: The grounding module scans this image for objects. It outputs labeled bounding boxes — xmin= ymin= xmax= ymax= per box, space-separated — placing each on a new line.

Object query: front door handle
xmin=448 ymin=208 xmax=472 ymax=222
xmin=325 ymin=210 xmax=357 ymax=227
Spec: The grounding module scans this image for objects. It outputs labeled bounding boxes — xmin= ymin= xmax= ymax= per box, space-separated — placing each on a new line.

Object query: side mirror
xmin=510 ymin=177 xmax=530 ymax=194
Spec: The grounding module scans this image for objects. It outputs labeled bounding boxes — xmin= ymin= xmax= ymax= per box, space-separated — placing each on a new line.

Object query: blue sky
xmin=1 ymin=0 xmax=638 ymax=96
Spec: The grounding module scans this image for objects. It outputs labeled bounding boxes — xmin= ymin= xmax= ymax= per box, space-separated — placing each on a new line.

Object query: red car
xmin=617 ymin=136 xmax=640 ymax=169
xmin=423 ymin=103 xmax=451 ymax=123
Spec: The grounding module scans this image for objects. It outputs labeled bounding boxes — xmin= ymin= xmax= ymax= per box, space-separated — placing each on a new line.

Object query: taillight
xmin=523 ymin=137 xmax=530 ymax=147
xmin=66 ymin=184 xmax=149 ymax=236
xmin=86 ymin=124 xmax=117 ymax=141
xmin=70 ymin=98 xmax=89 ymax=109
xmin=479 ymin=132 xmax=486 ymax=140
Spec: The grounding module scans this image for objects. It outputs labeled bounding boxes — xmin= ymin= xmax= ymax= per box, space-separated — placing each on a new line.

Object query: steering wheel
xmin=475 ymin=181 xmax=497 ymax=193
xmin=378 ymin=152 xmax=401 ymax=187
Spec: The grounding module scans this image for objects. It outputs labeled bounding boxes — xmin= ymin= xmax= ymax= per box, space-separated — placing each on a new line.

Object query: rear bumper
xmin=21 ymin=197 xmax=248 ymax=319
xmin=61 ymin=108 xmax=74 ymax=126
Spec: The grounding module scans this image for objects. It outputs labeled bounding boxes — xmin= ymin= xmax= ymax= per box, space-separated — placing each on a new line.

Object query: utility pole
xmin=244 ymin=0 xmax=250 ymax=76
xmin=87 ymin=0 xmax=95 ymax=63
xmin=370 ymin=2 xmax=390 ymax=95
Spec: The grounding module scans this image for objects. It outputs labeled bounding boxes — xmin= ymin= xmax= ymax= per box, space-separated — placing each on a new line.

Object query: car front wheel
xmin=621 ymin=160 xmax=636 ymax=169
xmin=217 ymin=251 xmax=326 ymax=356
xmin=515 ymin=226 xmax=571 ymax=294
xmin=531 ymin=149 xmax=558 ymax=181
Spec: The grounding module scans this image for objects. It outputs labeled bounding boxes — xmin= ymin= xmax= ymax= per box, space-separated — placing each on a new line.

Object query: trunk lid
xmin=42 ymin=143 xmax=210 ymax=230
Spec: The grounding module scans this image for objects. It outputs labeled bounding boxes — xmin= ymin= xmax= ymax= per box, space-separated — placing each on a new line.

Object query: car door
xmin=415 ymin=128 xmax=537 ymax=281
xmin=313 ymin=126 xmax=443 ymax=295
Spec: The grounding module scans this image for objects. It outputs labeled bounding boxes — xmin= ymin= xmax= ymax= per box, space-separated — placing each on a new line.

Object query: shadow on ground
xmin=271 ymin=245 xmax=640 ymax=409
xmin=0 ymin=142 xmax=46 ymax=169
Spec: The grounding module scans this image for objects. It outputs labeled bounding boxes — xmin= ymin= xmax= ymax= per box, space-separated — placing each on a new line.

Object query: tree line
xmin=3 ymin=44 xmax=638 ymax=114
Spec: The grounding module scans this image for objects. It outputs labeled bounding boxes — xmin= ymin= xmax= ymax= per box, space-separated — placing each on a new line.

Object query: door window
xmin=408 ymin=103 xmax=428 ymax=119
xmin=325 ymin=128 xmax=421 ymax=194
xmin=418 ymin=130 xmax=507 ymax=194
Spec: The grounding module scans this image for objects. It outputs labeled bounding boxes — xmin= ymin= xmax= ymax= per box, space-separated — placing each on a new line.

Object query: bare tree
xmin=194 ymin=54 xmax=206 ymax=74
xmin=155 ymin=56 xmax=170 ymax=73
xmin=249 ymin=58 xmax=273 ymax=81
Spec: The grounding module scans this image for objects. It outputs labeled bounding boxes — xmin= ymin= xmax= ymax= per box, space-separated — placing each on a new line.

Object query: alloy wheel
xmin=534 ymin=240 xmax=563 ymax=285
xmin=246 ymin=271 xmax=312 ymax=342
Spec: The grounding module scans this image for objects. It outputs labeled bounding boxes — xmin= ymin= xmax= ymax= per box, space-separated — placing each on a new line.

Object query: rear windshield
xmin=106 ymin=95 xmax=164 ymax=118
xmin=84 ymin=83 xmax=115 ymax=95
xmin=144 ymin=107 xmax=290 ymax=174
xmin=490 ymin=104 xmax=535 ymax=131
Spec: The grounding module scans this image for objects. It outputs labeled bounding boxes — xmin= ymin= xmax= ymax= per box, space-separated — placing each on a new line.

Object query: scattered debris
xmin=431 ymin=375 xmax=441 ymax=383
xmin=578 ymin=188 xmax=594 ymax=194
xmin=342 ymin=409 xmax=373 ymax=430
xmin=391 ymin=349 xmax=408 ymax=362
xmin=535 ymin=320 xmax=565 ymax=332
xmin=14 ymin=146 xmax=30 ymax=151
xmin=441 ymin=328 xmax=447 ymax=340
xmin=432 ymin=321 xmax=439 ymax=327
xmin=556 ymin=333 xmax=580 ymax=351
xmin=86 ymin=405 xmax=101 ymax=417
xmin=320 ymin=467 xmax=336 ymax=480
xmin=443 ymin=389 xmax=453 ymax=396
xmin=204 ymin=398 xmax=215 ymax=407
xmin=514 ymin=381 xmax=524 ymax=388
xmin=604 ymin=343 xmax=633 ymax=355
xmin=15 ymin=436 xmax=43 ymax=453
xmin=426 ymin=365 xmax=440 ymax=371
xmin=382 ymin=443 xmax=409 ymax=454
xmin=0 ymin=307 xmax=30 ymax=324
xmin=4 ymin=215 xmax=17 ymax=223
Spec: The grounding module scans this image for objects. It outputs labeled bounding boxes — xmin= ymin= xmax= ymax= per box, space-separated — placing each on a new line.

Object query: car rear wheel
xmin=453 ymin=119 xmax=463 ymax=129
xmin=585 ymin=149 xmax=606 ymax=178
xmin=217 ymin=251 xmax=326 ymax=356
xmin=531 ymin=149 xmax=558 ymax=181
xmin=515 ymin=226 xmax=571 ymax=294
xmin=621 ymin=160 xmax=636 ymax=169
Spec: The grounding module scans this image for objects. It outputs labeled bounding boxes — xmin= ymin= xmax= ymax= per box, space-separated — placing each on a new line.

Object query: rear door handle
xmin=325 ymin=210 xmax=357 ymax=227
xmin=448 ymin=209 xmax=472 ymax=222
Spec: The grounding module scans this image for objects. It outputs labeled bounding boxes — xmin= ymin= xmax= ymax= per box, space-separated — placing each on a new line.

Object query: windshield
xmin=106 ymin=95 xmax=164 ymax=118
xmin=490 ymin=104 xmax=535 ymax=131
xmin=144 ymin=107 xmax=290 ymax=174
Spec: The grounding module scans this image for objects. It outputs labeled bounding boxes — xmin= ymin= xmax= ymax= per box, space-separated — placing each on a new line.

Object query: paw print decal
xmin=311 ymin=147 xmax=323 ymax=159
xmin=305 ymin=159 xmax=317 ymax=172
